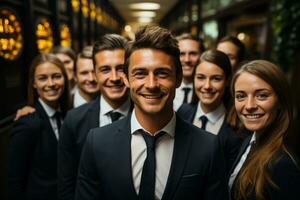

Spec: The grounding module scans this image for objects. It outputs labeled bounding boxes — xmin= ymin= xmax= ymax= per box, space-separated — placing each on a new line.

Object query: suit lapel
xmin=35 ymin=101 xmax=58 ymax=142
xmin=113 ymin=115 xmax=138 ymax=199
xmin=187 ymin=104 xmax=197 ymax=123
xmin=218 ymin=116 xmax=228 ymax=137
xmin=87 ymin=97 xmax=100 ymax=129
xmin=228 ymin=135 xmax=252 ymax=176
xmin=162 ymin=115 xmax=192 ymax=200
xmin=179 ymin=103 xmax=197 ymax=123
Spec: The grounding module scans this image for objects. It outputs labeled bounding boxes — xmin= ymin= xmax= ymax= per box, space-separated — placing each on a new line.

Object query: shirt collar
xmin=250 ymin=132 xmax=256 ymax=145
xmin=100 ymin=95 xmax=131 ymax=116
xmin=73 ymin=89 xmax=88 ymax=107
xmin=71 ymin=85 xmax=77 ymax=95
xmin=198 ymin=102 xmax=225 ymax=124
xmin=116 ymin=98 xmax=131 ymax=116
xmin=179 ymin=81 xmax=193 ymax=89
xmin=130 ymin=109 xmax=176 ymax=138
xmin=38 ymin=98 xmax=57 ymax=117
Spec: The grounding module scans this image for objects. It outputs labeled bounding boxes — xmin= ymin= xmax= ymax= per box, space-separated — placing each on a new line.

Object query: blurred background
xmin=0 ymin=0 xmax=299 ymax=199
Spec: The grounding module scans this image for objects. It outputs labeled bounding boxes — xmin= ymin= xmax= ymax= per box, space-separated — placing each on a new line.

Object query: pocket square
xmin=182 ymin=173 xmax=201 ymax=178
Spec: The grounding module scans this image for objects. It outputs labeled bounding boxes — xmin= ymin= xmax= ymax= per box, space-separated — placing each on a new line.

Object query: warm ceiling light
xmin=132 ymin=11 xmax=156 ymax=18
xmin=124 ymin=25 xmax=132 ymax=32
xmin=138 ymin=17 xmax=153 ymax=23
xmin=237 ymin=32 xmax=246 ymax=41
xmin=129 ymin=2 xmax=160 ymax=10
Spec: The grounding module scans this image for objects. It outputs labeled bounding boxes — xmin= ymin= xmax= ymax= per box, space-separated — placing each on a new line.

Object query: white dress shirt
xmin=173 ymin=82 xmax=193 ymax=111
xmin=38 ymin=98 xmax=62 ymax=140
xmin=130 ymin=110 xmax=176 ymax=200
xmin=193 ymin=103 xmax=226 ymax=135
xmin=228 ymin=133 xmax=256 ymax=191
xmin=70 ymin=85 xmax=77 ymax=95
xmin=73 ymin=89 xmax=88 ymax=108
xmin=99 ymin=95 xmax=131 ymax=127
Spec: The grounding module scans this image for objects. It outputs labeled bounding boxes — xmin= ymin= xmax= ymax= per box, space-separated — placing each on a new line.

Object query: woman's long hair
xmin=27 ymin=53 xmax=71 ymax=115
xmin=191 ymin=49 xmax=232 ymax=110
xmin=230 ymin=60 xmax=297 ymax=200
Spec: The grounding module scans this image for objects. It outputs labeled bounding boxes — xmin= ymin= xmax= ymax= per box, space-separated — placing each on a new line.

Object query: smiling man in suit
xmin=75 ymin=26 xmax=228 ymax=200
xmin=58 ymin=34 xmax=131 ymax=200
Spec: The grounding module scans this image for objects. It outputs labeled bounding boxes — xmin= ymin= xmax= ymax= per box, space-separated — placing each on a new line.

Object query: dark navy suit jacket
xmin=177 ymin=103 xmax=243 ymax=175
xmin=230 ymin=135 xmax=300 ymax=200
xmin=58 ymin=97 xmax=133 ymax=200
xmin=8 ymin=101 xmax=59 ymax=200
xmin=58 ymin=97 xmax=100 ymax=200
xmin=75 ymin=114 xmax=229 ymax=200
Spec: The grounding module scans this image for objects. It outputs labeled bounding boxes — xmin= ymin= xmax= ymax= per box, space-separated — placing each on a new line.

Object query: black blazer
xmin=75 ymin=114 xmax=229 ymax=200
xmin=8 ymin=101 xmax=59 ymax=200
xmin=177 ymin=103 xmax=243 ymax=175
xmin=230 ymin=135 xmax=300 ymax=200
xmin=58 ymin=97 xmax=100 ymax=200
xmin=58 ymin=97 xmax=133 ymax=200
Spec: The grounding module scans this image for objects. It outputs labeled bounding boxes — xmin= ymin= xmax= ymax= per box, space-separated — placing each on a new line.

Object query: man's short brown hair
xmin=176 ymin=33 xmax=205 ymax=53
xmin=92 ymin=34 xmax=128 ymax=67
xmin=74 ymin=46 xmax=93 ymax=73
xmin=125 ymin=26 xmax=182 ymax=79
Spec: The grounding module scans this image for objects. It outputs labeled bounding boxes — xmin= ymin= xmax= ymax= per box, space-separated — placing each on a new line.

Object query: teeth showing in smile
xmin=108 ymin=85 xmax=123 ymax=88
xmin=244 ymin=114 xmax=262 ymax=119
xmin=143 ymin=95 xmax=161 ymax=99
xmin=45 ymin=90 xmax=58 ymax=95
xmin=107 ymin=85 xmax=124 ymax=91
xmin=201 ymin=92 xmax=215 ymax=97
xmin=86 ymin=83 xmax=97 ymax=87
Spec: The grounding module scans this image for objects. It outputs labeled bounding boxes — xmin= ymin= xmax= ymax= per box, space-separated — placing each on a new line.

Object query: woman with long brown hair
xmin=8 ymin=54 xmax=71 ymax=200
xmin=228 ymin=60 xmax=300 ymax=200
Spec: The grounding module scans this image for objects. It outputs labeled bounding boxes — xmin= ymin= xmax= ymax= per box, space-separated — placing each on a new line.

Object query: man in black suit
xmin=75 ymin=26 xmax=228 ymax=200
xmin=58 ymin=34 xmax=131 ymax=200
xmin=72 ymin=46 xmax=98 ymax=108
xmin=173 ymin=33 xmax=204 ymax=111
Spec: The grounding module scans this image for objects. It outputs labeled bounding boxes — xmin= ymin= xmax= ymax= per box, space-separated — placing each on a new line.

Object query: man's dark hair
xmin=92 ymin=34 xmax=128 ymax=67
xmin=218 ymin=36 xmax=245 ymax=62
xmin=176 ymin=33 xmax=205 ymax=53
xmin=74 ymin=45 xmax=93 ymax=73
xmin=125 ymin=26 xmax=182 ymax=79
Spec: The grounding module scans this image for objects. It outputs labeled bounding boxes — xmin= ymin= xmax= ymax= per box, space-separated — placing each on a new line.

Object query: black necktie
xmin=109 ymin=111 xmax=122 ymax=122
xmin=139 ymin=130 xmax=165 ymax=200
xmin=182 ymin=87 xmax=191 ymax=104
xmin=53 ymin=112 xmax=62 ymax=132
xmin=199 ymin=115 xmax=208 ymax=130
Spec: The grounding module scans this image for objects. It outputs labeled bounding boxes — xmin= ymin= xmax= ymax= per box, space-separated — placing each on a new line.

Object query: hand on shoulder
xmin=14 ymin=106 xmax=36 ymax=121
